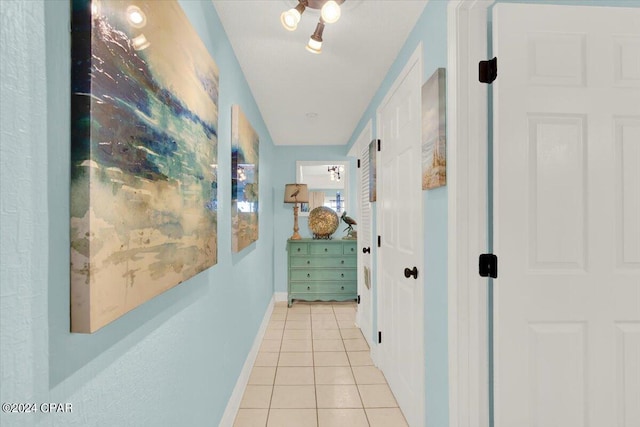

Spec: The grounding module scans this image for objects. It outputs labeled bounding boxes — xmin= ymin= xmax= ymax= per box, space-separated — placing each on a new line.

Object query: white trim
xmin=447 ymin=1 xmax=493 ymax=426
xmin=219 ymin=296 xmax=275 ymax=427
xmin=377 ymin=43 xmax=423 ymax=114
xmin=347 ymin=122 xmax=370 ymax=157
xmin=376 ymin=43 xmax=424 ymax=427
xmin=274 ymin=291 xmax=287 ymax=302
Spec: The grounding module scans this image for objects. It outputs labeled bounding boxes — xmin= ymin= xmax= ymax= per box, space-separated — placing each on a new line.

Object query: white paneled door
xmin=377 ymin=50 xmax=424 ymax=427
xmin=493 ymin=4 xmax=640 ymax=426
xmin=355 ymin=124 xmax=373 ymax=346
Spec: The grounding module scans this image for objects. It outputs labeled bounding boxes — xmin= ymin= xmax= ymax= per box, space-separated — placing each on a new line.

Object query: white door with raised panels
xmin=493 ymin=4 xmax=640 ymax=426
xmin=354 ymin=124 xmax=373 ymax=346
xmin=377 ymin=48 xmax=424 ymax=427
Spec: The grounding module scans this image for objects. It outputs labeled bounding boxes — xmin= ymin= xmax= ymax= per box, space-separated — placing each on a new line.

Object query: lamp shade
xmin=284 ymin=183 xmax=309 ymax=203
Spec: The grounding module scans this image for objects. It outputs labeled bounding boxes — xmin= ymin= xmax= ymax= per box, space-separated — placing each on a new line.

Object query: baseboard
xmin=218 ymin=295 xmax=275 ymax=427
xmin=370 ymin=344 xmax=379 ymax=368
xmin=274 ymin=292 xmax=287 ymax=302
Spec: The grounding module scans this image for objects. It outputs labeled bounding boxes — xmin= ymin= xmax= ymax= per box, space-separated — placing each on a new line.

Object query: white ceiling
xmin=212 ymin=0 xmax=428 ymax=146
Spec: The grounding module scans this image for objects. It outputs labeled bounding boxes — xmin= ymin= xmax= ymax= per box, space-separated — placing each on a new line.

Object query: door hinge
xmin=377 ymin=235 xmax=381 ymax=247
xmin=357 ymin=159 xmax=361 ymax=168
xmin=377 ymin=139 xmax=381 ymax=152
xmin=378 ymin=331 xmax=382 ymax=344
xmin=479 ymin=57 xmax=497 ymax=84
xmin=357 ymin=295 xmax=361 ymax=304
xmin=479 ymin=253 xmax=498 ymax=278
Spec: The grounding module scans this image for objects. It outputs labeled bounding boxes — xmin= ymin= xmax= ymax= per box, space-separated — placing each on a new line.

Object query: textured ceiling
xmin=213 ymin=0 xmax=428 ymax=145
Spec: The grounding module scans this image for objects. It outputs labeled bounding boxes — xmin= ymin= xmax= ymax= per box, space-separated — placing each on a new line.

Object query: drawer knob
xmin=341 ymin=273 xmax=344 ymax=278
xmin=324 ymin=248 xmax=328 ymax=252
xmin=341 ymin=260 xmax=344 ymax=264
xmin=307 ymin=260 xmax=310 ymax=264
xmin=351 ymin=248 xmax=354 ymax=252
xmin=307 ymin=273 xmax=311 ymax=278
xmin=307 ymin=286 xmax=310 ymax=290
xmin=341 ymin=286 xmax=344 ymax=290
xmin=297 ymin=248 xmax=301 ymax=252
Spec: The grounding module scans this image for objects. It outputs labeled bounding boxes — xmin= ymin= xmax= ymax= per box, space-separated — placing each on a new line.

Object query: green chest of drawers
xmin=287 ymin=239 xmax=357 ymax=307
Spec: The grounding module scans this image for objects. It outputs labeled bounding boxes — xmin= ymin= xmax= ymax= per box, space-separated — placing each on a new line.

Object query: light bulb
xmin=321 ymin=0 xmax=341 ymax=24
xmin=280 ymin=8 xmax=301 ymax=31
xmin=305 ymin=37 xmax=322 ymax=54
xmin=126 ymin=5 xmax=146 ymax=28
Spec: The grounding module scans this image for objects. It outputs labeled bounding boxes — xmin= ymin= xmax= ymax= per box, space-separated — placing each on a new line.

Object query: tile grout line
xmin=337 ymin=303 xmax=372 ymax=426
xmin=310 ymin=305 xmax=319 ymax=427
xmin=266 ymin=305 xmax=287 ymax=427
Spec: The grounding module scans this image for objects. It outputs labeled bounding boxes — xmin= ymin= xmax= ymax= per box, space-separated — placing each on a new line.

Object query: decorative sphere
xmin=308 ymin=207 xmax=339 ymax=239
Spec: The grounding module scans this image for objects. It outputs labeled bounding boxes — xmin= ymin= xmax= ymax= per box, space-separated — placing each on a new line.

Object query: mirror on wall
xmin=296 ymin=161 xmax=348 ymax=217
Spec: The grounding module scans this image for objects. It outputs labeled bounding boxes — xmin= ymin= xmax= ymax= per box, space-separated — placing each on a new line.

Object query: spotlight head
xmin=280 ymin=2 xmax=306 ymax=31
xmin=321 ymin=0 xmax=341 ymax=24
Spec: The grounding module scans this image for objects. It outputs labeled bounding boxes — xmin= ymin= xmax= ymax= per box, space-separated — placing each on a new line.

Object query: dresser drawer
xmin=289 ymin=242 xmax=309 ymax=255
xmin=343 ymin=242 xmax=357 ymax=255
xmin=290 ymin=269 xmax=357 ymax=281
xmin=290 ymin=257 xmax=357 ymax=268
xmin=309 ymin=244 xmax=343 ymax=255
xmin=290 ymin=282 xmax=357 ymax=294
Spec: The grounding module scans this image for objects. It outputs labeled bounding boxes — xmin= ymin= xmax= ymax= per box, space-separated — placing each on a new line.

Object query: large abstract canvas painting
xmin=422 ymin=68 xmax=447 ymax=190
xmin=231 ymin=105 xmax=259 ymax=252
xmin=70 ymin=0 xmax=219 ymax=333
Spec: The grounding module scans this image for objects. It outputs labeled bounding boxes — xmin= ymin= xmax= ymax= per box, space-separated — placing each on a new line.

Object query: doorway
xmin=376 ymin=46 xmax=425 ymax=427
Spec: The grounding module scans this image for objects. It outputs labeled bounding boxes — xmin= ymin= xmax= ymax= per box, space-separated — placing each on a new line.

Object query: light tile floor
xmin=234 ymin=301 xmax=409 ymax=427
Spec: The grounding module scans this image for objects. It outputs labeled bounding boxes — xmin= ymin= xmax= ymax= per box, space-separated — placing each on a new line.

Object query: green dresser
xmin=287 ymin=239 xmax=357 ymax=307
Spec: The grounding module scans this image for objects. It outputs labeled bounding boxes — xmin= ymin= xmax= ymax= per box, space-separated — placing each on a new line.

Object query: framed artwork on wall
xmin=231 ymin=105 xmax=259 ymax=252
xmin=70 ymin=0 xmax=219 ymax=333
xmin=422 ymin=68 xmax=447 ymax=190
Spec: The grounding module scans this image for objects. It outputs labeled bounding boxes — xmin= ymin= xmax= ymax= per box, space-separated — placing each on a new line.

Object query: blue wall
xmin=1 ymin=1 xmax=276 ymax=426
xmin=346 ymin=1 xmax=450 ymax=425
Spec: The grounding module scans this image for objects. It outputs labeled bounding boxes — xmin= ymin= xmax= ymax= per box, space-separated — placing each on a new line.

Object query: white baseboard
xmin=370 ymin=344 xmax=380 ymax=368
xmin=274 ymin=292 xmax=287 ymax=302
xmin=218 ymin=295 xmax=275 ymax=427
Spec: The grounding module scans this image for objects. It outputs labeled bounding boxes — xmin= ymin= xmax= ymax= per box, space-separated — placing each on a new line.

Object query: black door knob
xmin=362 ymin=247 xmax=370 ymax=254
xmin=404 ymin=266 xmax=418 ymax=279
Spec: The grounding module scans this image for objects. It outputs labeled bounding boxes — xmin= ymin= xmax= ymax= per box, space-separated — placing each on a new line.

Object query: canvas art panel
xmin=231 ymin=105 xmax=259 ymax=252
xmin=70 ymin=0 xmax=219 ymax=333
xmin=422 ymin=68 xmax=447 ymax=190
xmin=369 ymin=139 xmax=377 ymax=202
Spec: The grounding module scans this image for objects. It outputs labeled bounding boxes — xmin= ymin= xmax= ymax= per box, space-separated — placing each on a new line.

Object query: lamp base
xmin=291 ymin=204 xmax=302 ymax=240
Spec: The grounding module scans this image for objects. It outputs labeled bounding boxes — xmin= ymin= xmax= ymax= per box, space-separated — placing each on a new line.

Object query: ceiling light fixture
xmin=328 ymin=165 xmax=343 ymax=182
xmin=280 ymin=1 xmax=306 ymax=31
xmin=281 ymin=0 xmax=345 ymax=54
xmin=306 ymin=19 xmax=325 ymax=54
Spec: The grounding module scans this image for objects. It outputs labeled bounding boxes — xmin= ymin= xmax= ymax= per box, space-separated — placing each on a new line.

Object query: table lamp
xmin=284 ymin=183 xmax=309 ymax=240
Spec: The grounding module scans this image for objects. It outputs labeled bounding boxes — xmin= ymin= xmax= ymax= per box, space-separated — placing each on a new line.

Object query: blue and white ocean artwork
xmin=70 ymin=0 xmax=218 ymax=332
xmin=231 ymin=105 xmax=259 ymax=253
xmin=422 ymin=68 xmax=446 ymax=190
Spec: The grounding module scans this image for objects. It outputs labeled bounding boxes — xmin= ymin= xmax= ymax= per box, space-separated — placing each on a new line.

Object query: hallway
xmin=233 ymin=301 xmax=409 ymax=427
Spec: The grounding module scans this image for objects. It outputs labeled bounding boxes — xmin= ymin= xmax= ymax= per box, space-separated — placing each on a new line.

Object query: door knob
xmin=404 ymin=266 xmax=418 ymax=279
xmin=362 ymin=247 xmax=370 ymax=254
